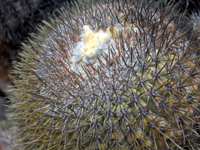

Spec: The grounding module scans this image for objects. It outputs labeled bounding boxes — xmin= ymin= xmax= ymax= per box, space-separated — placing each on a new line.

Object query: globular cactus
xmin=9 ymin=0 xmax=200 ymax=149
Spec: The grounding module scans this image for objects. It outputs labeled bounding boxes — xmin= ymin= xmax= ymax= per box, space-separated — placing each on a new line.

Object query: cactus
xmin=9 ymin=0 xmax=200 ymax=149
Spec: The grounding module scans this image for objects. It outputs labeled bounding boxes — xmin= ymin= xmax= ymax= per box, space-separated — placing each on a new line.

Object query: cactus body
xmin=9 ymin=0 xmax=200 ymax=149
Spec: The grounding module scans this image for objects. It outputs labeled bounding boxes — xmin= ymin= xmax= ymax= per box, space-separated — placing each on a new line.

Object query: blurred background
xmin=0 ymin=0 xmax=199 ymax=149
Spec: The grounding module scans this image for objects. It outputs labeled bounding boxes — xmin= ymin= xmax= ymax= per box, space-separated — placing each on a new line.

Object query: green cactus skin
xmin=8 ymin=0 xmax=200 ymax=149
